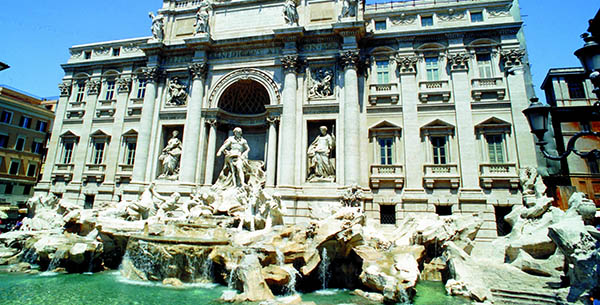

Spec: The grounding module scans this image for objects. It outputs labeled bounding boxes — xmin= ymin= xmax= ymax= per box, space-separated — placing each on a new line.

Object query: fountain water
xmin=48 ymin=249 xmax=66 ymax=271
xmin=283 ymin=265 xmax=300 ymax=295
xmin=319 ymin=248 xmax=330 ymax=290
xmin=227 ymin=264 xmax=238 ymax=289
xmin=21 ymin=247 xmax=38 ymax=264
xmin=200 ymin=254 xmax=213 ymax=282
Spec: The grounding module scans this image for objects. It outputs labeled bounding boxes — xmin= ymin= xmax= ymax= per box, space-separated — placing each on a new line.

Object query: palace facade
xmin=37 ymin=0 xmax=537 ymax=240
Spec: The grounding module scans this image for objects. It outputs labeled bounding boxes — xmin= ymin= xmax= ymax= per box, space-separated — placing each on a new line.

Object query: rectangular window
xmin=136 ymin=79 xmax=147 ymax=99
xmin=19 ymin=116 xmax=32 ymax=129
xmin=4 ymin=183 xmax=13 ymax=194
xmin=378 ymin=138 xmax=394 ymax=165
xmin=105 ymin=80 xmax=116 ymax=100
xmin=112 ymin=48 xmax=120 ymax=56
xmin=421 ymin=16 xmax=433 ymax=27
xmin=375 ymin=20 xmax=387 ymax=31
xmin=0 ymin=134 xmax=8 ymax=148
xmin=0 ymin=111 xmax=12 ymax=124
xmin=27 ymin=163 xmax=37 ymax=177
xmin=62 ymin=141 xmax=74 ymax=164
xmin=36 ymin=120 xmax=48 ymax=132
xmin=125 ymin=140 xmax=137 ymax=165
xmin=376 ymin=60 xmax=390 ymax=84
xmin=471 ymin=12 xmax=483 ymax=22
xmin=9 ymin=160 xmax=20 ymax=175
xmin=15 ymin=137 xmax=25 ymax=151
xmin=568 ymin=81 xmax=586 ymax=99
xmin=431 ymin=136 xmax=447 ymax=165
xmin=75 ymin=83 xmax=85 ymax=102
xmin=477 ymin=53 xmax=493 ymax=78
xmin=92 ymin=141 xmax=105 ymax=164
xmin=31 ymin=141 xmax=43 ymax=154
xmin=84 ymin=194 xmax=95 ymax=209
xmin=486 ymin=134 xmax=505 ymax=163
xmin=84 ymin=51 xmax=92 ymax=60
xmin=425 ymin=57 xmax=440 ymax=81
xmin=23 ymin=185 xmax=32 ymax=195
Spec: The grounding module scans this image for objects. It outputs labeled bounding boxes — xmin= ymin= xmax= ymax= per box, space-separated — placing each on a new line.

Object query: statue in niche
xmin=283 ymin=0 xmax=299 ymax=26
xmin=307 ymin=126 xmax=336 ymax=182
xmin=158 ymin=131 xmax=182 ymax=179
xmin=148 ymin=12 xmax=165 ymax=41
xmin=308 ymin=69 xmax=334 ymax=99
xmin=216 ymin=127 xmax=253 ymax=188
xmin=166 ymin=77 xmax=188 ymax=106
xmin=340 ymin=0 xmax=358 ymax=19
xmin=194 ymin=0 xmax=211 ymax=35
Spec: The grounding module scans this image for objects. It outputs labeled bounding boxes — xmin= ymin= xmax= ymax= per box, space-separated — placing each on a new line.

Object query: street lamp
xmin=522 ymin=9 xmax=600 ymax=161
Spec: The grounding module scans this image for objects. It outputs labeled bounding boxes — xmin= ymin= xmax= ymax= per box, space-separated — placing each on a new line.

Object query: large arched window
xmin=218 ymin=80 xmax=269 ymax=115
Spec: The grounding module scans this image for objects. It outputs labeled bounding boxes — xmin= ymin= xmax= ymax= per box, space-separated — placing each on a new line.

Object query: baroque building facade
xmin=37 ymin=0 xmax=536 ymax=240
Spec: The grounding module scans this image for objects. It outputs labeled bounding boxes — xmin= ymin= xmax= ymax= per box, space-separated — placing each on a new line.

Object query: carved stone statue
xmin=158 ymin=131 xmax=182 ymax=179
xmin=308 ymin=69 xmax=334 ymax=99
xmin=166 ymin=77 xmax=188 ymax=106
xmin=194 ymin=1 xmax=211 ymax=35
xmin=149 ymin=12 xmax=165 ymax=41
xmin=340 ymin=0 xmax=358 ymax=19
xmin=216 ymin=127 xmax=252 ymax=188
xmin=307 ymin=126 xmax=335 ymax=182
xmin=283 ymin=0 xmax=299 ymax=26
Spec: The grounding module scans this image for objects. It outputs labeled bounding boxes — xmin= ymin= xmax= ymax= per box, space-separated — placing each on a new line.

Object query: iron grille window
xmin=380 ymin=205 xmax=396 ymax=224
xmin=567 ymin=80 xmax=586 ymax=99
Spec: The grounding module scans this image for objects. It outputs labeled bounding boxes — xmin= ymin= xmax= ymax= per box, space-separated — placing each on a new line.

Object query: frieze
xmin=303 ymin=104 xmax=339 ymax=115
xmin=122 ymin=44 xmax=141 ymax=53
xmin=300 ymin=42 xmax=339 ymax=52
xmin=93 ymin=47 xmax=110 ymax=56
xmin=70 ymin=51 xmax=82 ymax=59
xmin=390 ymin=13 xmax=417 ymax=25
xmin=437 ymin=9 xmax=466 ymax=22
xmin=366 ymin=105 xmax=403 ymax=114
xmin=161 ymin=55 xmax=193 ymax=66
xmin=488 ymin=5 xmax=512 ymax=18
xmin=159 ymin=111 xmax=187 ymax=120
xmin=208 ymin=48 xmax=279 ymax=60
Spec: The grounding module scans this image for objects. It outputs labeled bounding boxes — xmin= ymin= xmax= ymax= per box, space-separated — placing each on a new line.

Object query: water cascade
xmin=319 ymin=248 xmax=330 ymax=290
xmin=48 ymin=249 xmax=66 ymax=271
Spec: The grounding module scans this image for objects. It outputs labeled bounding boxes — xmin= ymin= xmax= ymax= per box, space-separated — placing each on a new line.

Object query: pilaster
xmin=340 ymin=50 xmax=361 ymax=185
xmin=278 ymin=54 xmax=300 ymax=187
xmin=104 ymin=71 xmax=133 ymax=184
xmin=72 ymin=75 xmax=101 ymax=187
xmin=204 ymin=119 xmax=218 ymax=185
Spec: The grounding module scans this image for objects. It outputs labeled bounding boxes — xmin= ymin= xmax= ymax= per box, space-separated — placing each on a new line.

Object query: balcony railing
xmin=418 ymin=80 xmax=451 ymax=102
xmin=52 ymin=163 xmax=74 ymax=182
xmin=423 ymin=163 xmax=459 ymax=188
xmin=479 ymin=163 xmax=519 ymax=188
xmin=471 ymin=77 xmax=506 ymax=101
xmin=368 ymin=83 xmax=400 ymax=105
xmin=83 ymin=164 xmax=106 ymax=182
xmin=116 ymin=164 xmax=134 ymax=183
xmin=370 ymin=164 xmax=405 ymax=189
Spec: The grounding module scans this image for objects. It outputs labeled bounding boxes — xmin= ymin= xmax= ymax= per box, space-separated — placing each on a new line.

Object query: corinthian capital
xmin=339 ymin=50 xmax=360 ymax=70
xmin=117 ymin=77 xmax=132 ymax=93
xmin=394 ymin=55 xmax=418 ymax=74
xmin=86 ymin=80 xmax=101 ymax=95
xmin=141 ymin=66 xmax=161 ymax=82
xmin=58 ymin=82 xmax=72 ymax=97
xmin=189 ymin=63 xmax=208 ymax=80
xmin=281 ymin=55 xmax=300 ymax=73
xmin=447 ymin=53 xmax=470 ymax=72
xmin=501 ymin=49 xmax=526 ymax=68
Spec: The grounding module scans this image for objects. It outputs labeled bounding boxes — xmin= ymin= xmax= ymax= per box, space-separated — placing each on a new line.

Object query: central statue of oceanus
xmin=215 ymin=127 xmax=265 ymax=189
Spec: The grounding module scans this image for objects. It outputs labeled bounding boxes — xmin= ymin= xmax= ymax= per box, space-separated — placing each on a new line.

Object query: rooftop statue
xmin=283 ymin=0 xmax=299 ymax=26
xmin=340 ymin=0 xmax=358 ymax=19
xmin=148 ymin=12 xmax=165 ymax=41
xmin=194 ymin=0 xmax=211 ymax=35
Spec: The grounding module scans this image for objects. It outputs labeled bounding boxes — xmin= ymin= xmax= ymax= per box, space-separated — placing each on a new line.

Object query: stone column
xmin=448 ymin=53 xmax=480 ymax=190
xmin=502 ymin=49 xmax=537 ymax=167
xmin=72 ymin=77 xmax=101 ymax=184
xmin=40 ymin=81 xmax=72 ymax=183
xmin=204 ymin=119 xmax=218 ymax=185
xmin=104 ymin=75 xmax=132 ymax=184
xmin=180 ymin=63 xmax=207 ymax=183
xmin=340 ymin=50 xmax=361 ymax=185
xmin=132 ymin=66 xmax=160 ymax=183
xmin=278 ymin=55 xmax=299 ymax=186
xmin=396 ymin=55 xmax=423 ymax=191
xmin=266 ymin=116 xmax=280 ymax=187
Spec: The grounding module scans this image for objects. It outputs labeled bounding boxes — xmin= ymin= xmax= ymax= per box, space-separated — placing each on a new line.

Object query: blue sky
xmin=0 ymin=0 xmax=598 ymax=101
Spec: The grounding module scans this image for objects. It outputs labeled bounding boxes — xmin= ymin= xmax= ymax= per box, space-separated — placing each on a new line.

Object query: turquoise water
xmin=0 ymin=271 xmax=469 ymax=305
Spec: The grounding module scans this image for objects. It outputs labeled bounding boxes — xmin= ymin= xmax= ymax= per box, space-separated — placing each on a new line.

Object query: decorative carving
xmin=390 ymin=13 xmax=416 ymax=25
xmin=58 ymin=82 xmax=72 ymax=97
xmin=206 ymin=119 xmax=217 ymax=127
xmin=117 ymin=78 xmax=131 ymax=93
xmin=141 ymin=66 xmax=161 ymax=82
xmin=488 ymin=5 xmax=512 ymax=18
xmin=281 ymin=55 xmax=300 ymax=73
xmin=308 ymin=68 xmax=334 ymax=99
xmin=208 ymin=68 xmax=281 ymax=108
xmin=447 ymin=53 xmax=470 ymax=71
xmin=158 ymin=131 xmax=182 ymax=180
xmin=93 ymin=47 xmax=110 ymax=56
xmin=149 ymin=11 xmax=165 ymax=41
xmin=70 ymin=51 xmax=82 ymax=59
xmin=86 ymin=80 xmax=101 ymax=95
xmin=307 ymin=126 xmax=335 ymax=182
xmin=189 ymin=63 xmax=208 ymax=80
xmin=166 ymin=77 xmax=188 ymax=106
xmin=501 ymin=49 xmax=526 ymax=68
xmin=437 ymin=9 xmax=465 ymax=22
xmin=340 ymin=0 xmax=358 ymax=19
xmin=122 ymin=44 xmax=140 ymax=53
xmin=339 ymin=50 xmax=360 ymax=69
xmin=283 ymin=0 xmax=299 ymax=26
xmin=266 ymin=116 xmax=280 ymax=126
xmin=194 ymin=0 xmax=211 ymax=35
xmin=208 ymin=47 xmax=279 ymax=60
xmin=395 ymin=55 xmax=419 ymax=73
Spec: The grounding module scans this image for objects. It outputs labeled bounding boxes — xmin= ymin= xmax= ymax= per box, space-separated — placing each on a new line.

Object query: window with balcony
xmin=136 ymin=79 xmax=147 ymax=99
xmin=567 ymin=80 xmax=586 ymax=99
xmin=105 ymin=80 xmax=116 ymax=100
xmin=92 ymin=140 xmax=106 ymax=165
xmin=1 ymin=110 xmax=13 ymax=124
xmin=470 ymin=12 xmax=483 ymax=23
xmin=379 ymin=138 xmax=394 ymax=165
xmin=420 ymin=119 xmax=455 ymax=166
xmin=31 ymin=140 xmax=43 ymax=154
xmin=486 ymin=134 xmax=505 ymax=163
xmin=19 ymin=116 xmax=32 ymax=129
xmin=75 ymin=82 xmax=86 ymax=102
xmin=475 ymin=117 xmax=512 ymax=164
xmin=376 ymin=60 xmax=390 ymax=84
xmin=9 ymin=159 xmax=20 ymax=175
xmin=62 ymin=141 xmax=74 ymax=164
xmin=125 ymin=138 xmax=137 ymax=165
xmin=425 ymin=57 xmax=440 ymax=81
xmin=431 ymin=136 xmax=448 ymax=165
xmin=36 ymin=120 xmax=48 ymax=132
xmin=0 ymin=134 xmax=8 ymax=148
xmin=15 ymin=137 xmax=25 ymax=151
xmin=375 ymin=20 xmax=387 ymax=31
xmin=477 ymin=53 xmax=493 ymax=78
xmin=421 ymin=15 xmax=433 ymax=27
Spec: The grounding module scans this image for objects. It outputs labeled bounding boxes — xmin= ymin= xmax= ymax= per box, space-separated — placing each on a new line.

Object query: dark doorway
xmin=435 ymin=205 xmax=452 ymax=216
xmin=494 ymin=205 xmax=513 ymax=236
xmin=84 ymin=194 xmax=95 ymax=209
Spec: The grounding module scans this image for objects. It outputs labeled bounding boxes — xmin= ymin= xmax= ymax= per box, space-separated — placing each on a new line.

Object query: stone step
xmin=491 ymin=288 xmax=563 ymax=305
